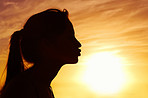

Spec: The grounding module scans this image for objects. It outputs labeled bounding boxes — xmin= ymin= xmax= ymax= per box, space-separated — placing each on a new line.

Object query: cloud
xmin=0 ymin=0 xmax=148 ymax=65
xmin=1 ymin=0 xmax=148 ymax=96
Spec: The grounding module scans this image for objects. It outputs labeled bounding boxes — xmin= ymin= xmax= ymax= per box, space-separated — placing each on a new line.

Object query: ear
xmin=39 ymin=38 xmax=56 ymax=49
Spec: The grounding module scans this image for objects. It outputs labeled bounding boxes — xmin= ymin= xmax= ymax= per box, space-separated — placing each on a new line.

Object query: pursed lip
xmin=78 ymin=49 xmax=81 ymax=52
xmin=78 ymin=49 xmax=81 ymax=56
xmin=73 ymin=49 xmax=81 ymax=56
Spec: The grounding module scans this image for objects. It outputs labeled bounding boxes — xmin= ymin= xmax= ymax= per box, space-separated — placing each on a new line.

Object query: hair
xmin=1 ymin=8 xmax=69 ymax=92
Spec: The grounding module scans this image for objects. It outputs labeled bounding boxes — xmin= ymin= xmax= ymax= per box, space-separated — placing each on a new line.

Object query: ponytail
xmin=3 ymin=30 xmax=24 ymax=89
xmin=1 ymin=9 xmax=70 ymax=91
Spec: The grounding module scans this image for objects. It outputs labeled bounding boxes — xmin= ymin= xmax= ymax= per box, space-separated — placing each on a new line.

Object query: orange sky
xmin=1 ymin=0 xmax=148 ymax=97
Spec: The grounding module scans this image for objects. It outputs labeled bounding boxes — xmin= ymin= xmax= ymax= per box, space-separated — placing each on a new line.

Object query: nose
xmin=75 ymin=38 xmax=82 ymax=48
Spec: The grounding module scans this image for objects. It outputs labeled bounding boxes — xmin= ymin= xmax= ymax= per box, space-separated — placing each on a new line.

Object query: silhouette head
xmin=19 ymin=9 xmax=81 ymax=65
xmin=1 ymin=9 xmax=81 ymax=91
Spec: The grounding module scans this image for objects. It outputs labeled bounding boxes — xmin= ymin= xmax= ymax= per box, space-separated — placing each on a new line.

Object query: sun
xmin=82 ymin=52 xmax=126 ymax=95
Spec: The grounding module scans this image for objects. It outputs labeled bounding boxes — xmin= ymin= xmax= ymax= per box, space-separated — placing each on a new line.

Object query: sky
xmin=1 ymin=0 xmax=148 ymax=98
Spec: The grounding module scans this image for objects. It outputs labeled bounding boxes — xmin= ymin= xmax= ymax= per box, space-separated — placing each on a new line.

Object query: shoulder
xmin=1 ymin=74 xmax=37 ymax=98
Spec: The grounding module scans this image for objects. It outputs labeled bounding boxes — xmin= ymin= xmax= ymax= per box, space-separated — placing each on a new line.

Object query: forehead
xmin=64 ymin=20 xmax=75 ymax=35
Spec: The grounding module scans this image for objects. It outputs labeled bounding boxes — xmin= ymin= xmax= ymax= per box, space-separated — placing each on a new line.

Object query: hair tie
xmin=18 ymin=29 xmax=25 ymax=40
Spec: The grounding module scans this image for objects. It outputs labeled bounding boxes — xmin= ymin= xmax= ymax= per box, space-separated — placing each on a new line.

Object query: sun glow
xmin=83 ymin=52 xmax=126 ymax=95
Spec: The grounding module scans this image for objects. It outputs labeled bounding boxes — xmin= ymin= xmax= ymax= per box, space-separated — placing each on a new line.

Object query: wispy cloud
xmin=1 ymin=0 xmax=148 ymax=97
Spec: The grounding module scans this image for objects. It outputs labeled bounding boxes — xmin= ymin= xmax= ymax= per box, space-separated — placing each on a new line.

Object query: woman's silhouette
xmin=1 ymin=9 xmax=81 ymax=98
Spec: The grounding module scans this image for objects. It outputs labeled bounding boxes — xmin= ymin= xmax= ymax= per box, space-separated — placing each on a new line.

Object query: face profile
xmin=42 ymin=20 xmax=81 ymax=65
xmin=1 ymin=9 xmax=82 ymax=98
xmin=60 ymin=21 xmax=81 ymax=64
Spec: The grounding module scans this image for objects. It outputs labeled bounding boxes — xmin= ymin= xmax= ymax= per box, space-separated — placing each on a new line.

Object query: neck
xmin=27 ymin=61 xmax=63 ymax=88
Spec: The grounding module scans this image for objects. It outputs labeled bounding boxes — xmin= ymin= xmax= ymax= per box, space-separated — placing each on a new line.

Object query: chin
xmin=66 ymin=57 xmax=79 ymax=64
